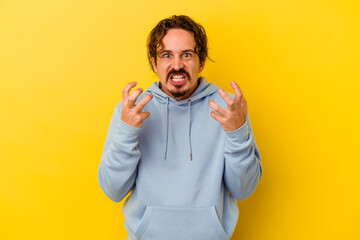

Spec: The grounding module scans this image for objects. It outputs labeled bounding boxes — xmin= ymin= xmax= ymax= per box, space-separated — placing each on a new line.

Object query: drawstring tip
xmin=190 ymin=154 xmax=192 ymax=161
xmin=164 ymin=153 xmax=166 ymax=160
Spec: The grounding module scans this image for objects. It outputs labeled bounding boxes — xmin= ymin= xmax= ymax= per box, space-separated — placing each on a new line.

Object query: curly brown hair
xmin=147 ymin=15 xmax=208 ymax=72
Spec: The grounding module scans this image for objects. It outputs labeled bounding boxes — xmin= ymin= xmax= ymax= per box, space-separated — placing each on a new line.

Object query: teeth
xmin=171 ymin=75 xmax=185 ymax=82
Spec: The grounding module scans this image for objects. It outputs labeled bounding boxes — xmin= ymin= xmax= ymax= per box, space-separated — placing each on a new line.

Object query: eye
xmin=183 ymin=53 xmax=192 ymax=58
xmin=162 ymin=53 xmax=171 ymax=58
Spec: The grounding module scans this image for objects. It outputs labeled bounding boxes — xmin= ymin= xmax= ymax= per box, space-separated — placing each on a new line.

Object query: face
xmin=151 ymin=28 xmax=204 ymax=101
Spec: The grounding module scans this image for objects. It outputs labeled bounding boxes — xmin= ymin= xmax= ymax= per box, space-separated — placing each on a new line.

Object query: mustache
xmin=166 ymin=69 xmax=190 ymax=80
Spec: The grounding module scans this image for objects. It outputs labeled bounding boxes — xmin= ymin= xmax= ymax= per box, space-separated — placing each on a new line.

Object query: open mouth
xmin=169 ymin=74 xmax=187 ymax=85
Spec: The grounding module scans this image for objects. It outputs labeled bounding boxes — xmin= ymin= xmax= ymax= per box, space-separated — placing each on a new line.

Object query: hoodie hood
xmin=145 ymin=77 xmax=219 ymax=160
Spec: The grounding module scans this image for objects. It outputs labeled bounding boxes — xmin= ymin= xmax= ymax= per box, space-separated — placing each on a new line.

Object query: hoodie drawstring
xmin=164 ymin=97 xmax=169 ymax=160
xmin=188 ymin=99 xmax=193 ymax=161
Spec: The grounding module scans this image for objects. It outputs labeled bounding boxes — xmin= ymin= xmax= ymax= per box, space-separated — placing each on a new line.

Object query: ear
xmin=199 ymin=61 xmax=205 ymax=73
xmin=151 ymin=58 xmax=158 ymax=73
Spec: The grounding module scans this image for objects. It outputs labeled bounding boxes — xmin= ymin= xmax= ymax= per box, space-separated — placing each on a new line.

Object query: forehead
xmin=158 ymin=28 xmax=196 ymax=52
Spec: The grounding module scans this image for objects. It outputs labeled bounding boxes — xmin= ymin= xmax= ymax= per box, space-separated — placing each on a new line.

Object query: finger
xmin=122 ymin=82 xmax=137 ymax=104
xmin=209 ymin=100 xmax=227 ymax=116
xmin=136 ymin=94 xmax=153 ymax=111
xmin=231 ymin=81 xmax=244 ymax=103
xmin=140 ymin=111 xmax=150 ymax=120
xmin=241 ymin=98 xmax=248 ymax=113
xmin=218 ymin=89 xmax=234 ymax=106
xmin=128 ymin=88 xmax=143 ymax=106
xmin=210 ymin=111 xmax=225 ymax=123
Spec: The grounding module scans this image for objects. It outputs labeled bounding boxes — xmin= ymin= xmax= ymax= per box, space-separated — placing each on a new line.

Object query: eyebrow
xmin=158 ymin=49 xmax=196 ymax=54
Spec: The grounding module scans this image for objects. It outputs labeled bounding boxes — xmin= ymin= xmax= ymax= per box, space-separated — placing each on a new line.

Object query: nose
xmin=172 ymin=55 xmax=184 ymax=70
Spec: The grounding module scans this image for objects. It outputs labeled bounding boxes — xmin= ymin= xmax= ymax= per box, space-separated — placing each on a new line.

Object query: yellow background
xmin=1 ymin=0 xmax=359 ymax=239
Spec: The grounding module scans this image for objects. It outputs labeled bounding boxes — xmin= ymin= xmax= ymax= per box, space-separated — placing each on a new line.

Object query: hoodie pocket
xmin=134 ymin=206 xmax=229 ymax=240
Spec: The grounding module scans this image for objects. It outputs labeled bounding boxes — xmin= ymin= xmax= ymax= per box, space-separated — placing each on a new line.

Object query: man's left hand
xmin=209 ymin=81 xmax=248 ymax=132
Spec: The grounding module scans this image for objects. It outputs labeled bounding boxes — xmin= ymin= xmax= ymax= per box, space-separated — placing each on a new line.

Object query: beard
xmin=169 ymin=86 xmax=190 ymax=98
xmin=169 ymin=77 xmax=201 ymax=98
xmin=166 ymin=68 xmax=192 ymax=98
xmin=166 ymin=68 xmax=191 ymax=81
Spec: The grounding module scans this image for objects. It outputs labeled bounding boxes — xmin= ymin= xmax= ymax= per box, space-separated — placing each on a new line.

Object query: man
xmin=98 ymin=15 xmax=262 ymax=240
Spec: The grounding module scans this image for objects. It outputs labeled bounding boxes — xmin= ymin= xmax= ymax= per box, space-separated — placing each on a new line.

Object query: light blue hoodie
xmin=98 ymin=77 xmax=262 ymax=240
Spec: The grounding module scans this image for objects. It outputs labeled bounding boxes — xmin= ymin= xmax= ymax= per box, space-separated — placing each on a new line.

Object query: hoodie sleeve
xmin=98 ymin=101 xmax=141 ymax=202
xmin=223 ymin=114 xmax=263 ymax=201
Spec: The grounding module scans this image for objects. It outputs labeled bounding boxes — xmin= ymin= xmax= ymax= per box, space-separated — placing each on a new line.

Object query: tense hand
xmin=209 ymin=81 xmax=248 ymax=132
xmin=121 ymin=82 xmax=153 ymax=128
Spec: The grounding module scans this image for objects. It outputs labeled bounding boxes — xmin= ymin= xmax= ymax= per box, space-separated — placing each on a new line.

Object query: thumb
xmin=141 ymin=112 xmax=150 ymax=120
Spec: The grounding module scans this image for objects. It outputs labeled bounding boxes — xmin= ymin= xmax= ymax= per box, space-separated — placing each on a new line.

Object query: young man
xmin=98 ymin=15 xmax=262 ymax=240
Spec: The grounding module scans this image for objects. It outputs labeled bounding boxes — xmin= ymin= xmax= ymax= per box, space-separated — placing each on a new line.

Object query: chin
xmin=171 ymin=91 xmax=188 ymax=98
xmin=169 ymin=86 xmax=189 ymax=98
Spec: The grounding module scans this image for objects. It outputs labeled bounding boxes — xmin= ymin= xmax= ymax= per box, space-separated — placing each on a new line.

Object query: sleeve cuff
xmin=115 ymin=120 xmax=141 ymax=140
xmin=225 ymin=115 xmax=250 ymax=143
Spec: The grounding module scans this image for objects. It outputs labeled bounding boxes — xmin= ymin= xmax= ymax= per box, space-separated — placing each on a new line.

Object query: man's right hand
xmin=121 ymin=82 xmax=153 ymax=128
